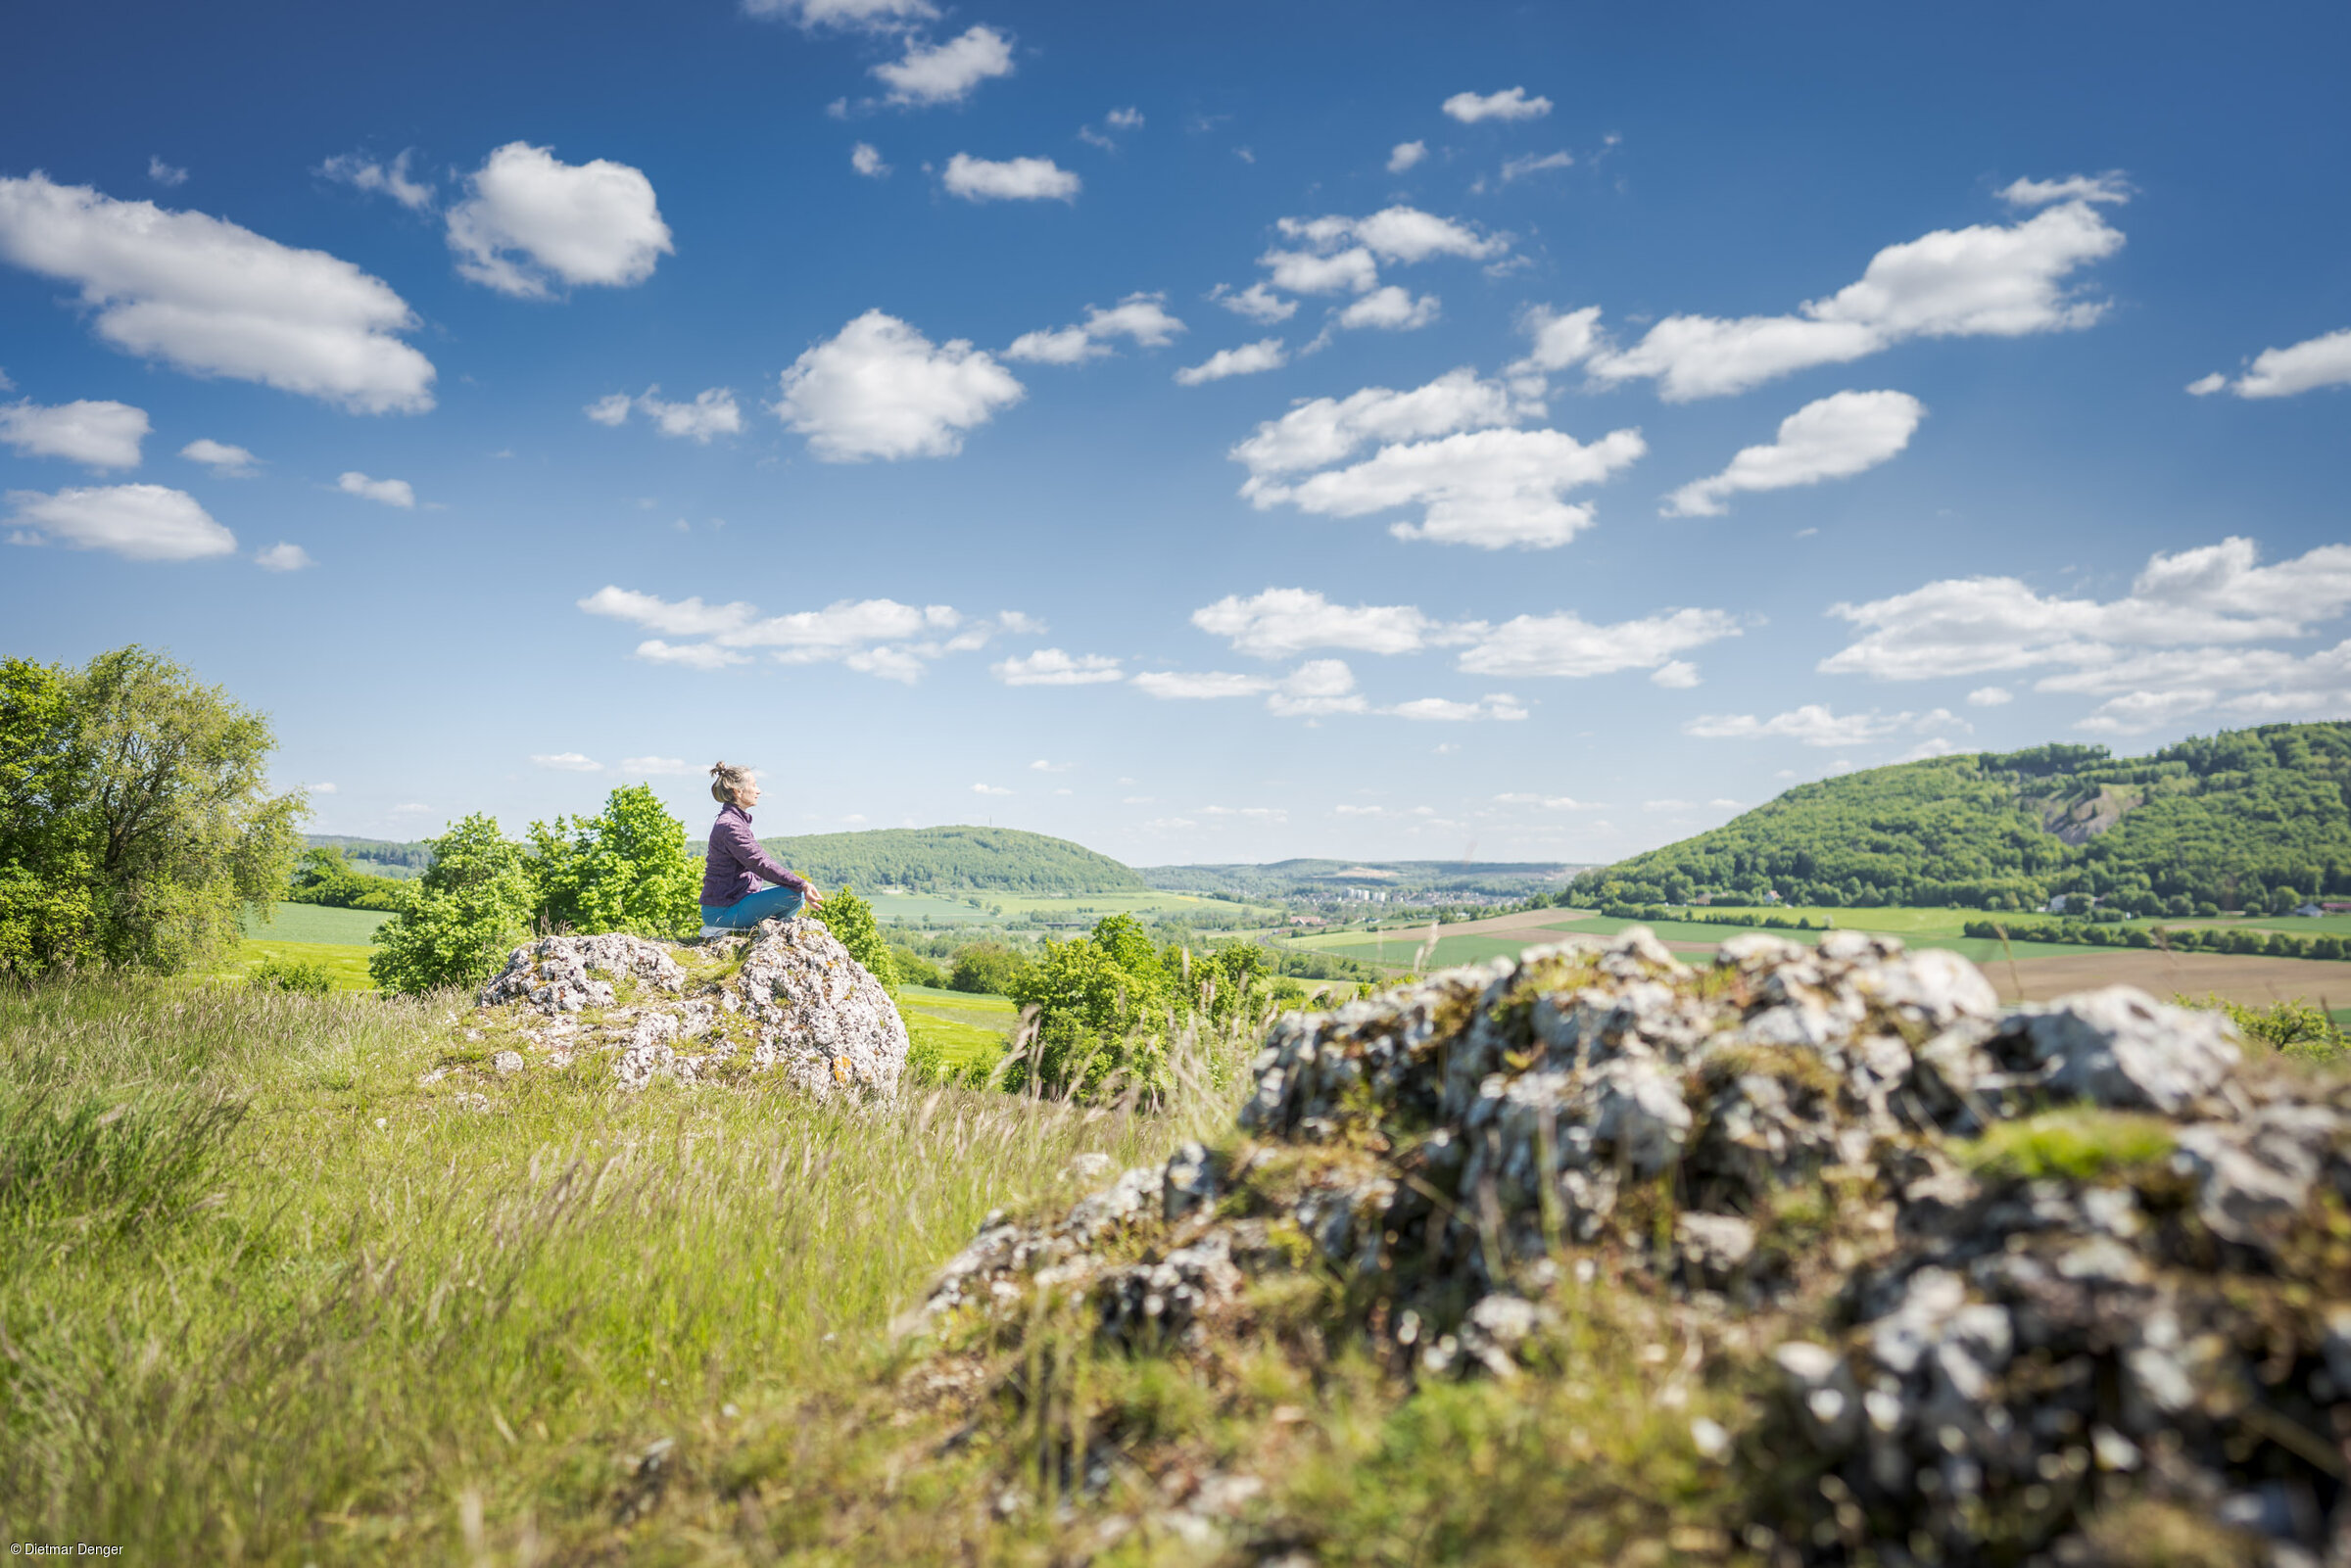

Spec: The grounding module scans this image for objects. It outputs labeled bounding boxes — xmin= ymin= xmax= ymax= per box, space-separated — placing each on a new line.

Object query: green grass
xmin=238 ymin=900 xmax=394 ymax=943
xmin=1319 ymin=930 xmax=1589 ymax=971
xmin=898 ymin=983 xmax=1020 ymax=1073
xmin=227 ymin=937 xmax=378 ymax=991
xmin=0 ymin=974 xmax=1252 ymax=1561
xmin=1959 ymin=1108 xmax=2179 ymax=1180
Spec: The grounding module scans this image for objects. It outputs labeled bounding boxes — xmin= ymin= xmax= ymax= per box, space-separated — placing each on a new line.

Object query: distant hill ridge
xmin=756 ymin=825 xmax=1143 ymax=895
xmin=1573 ymin=721 xmax=2351 ymax=915
xmin=1142 ymin=858 xmax=1586 ymax=898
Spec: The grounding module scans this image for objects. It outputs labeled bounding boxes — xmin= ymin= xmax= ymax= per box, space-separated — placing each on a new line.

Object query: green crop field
xmin=1318 ymin=929 xmax=1592 ymax=971
xmin=224 ymin=937 xmax=379 ymax=991
xmin=897 ymin=984 xmax=1017 ymax=1072
xmin=238 ymin=900 xmax=394 ymax=944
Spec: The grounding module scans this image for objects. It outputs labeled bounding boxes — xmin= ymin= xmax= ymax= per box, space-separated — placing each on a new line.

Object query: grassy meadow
xmin=0 ymin=973 xmax=1254 ymax=1562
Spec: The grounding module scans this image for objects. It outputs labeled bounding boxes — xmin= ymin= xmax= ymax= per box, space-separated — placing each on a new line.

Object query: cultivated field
xmin=1279 ymin=903 xmax=2351 ymax=1013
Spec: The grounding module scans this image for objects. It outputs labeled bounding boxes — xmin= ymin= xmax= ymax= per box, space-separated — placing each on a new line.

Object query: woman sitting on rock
xmin=699 ymin=761 xmax=823 ymax=937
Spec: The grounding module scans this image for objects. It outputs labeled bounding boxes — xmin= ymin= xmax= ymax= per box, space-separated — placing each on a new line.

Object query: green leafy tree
xmin=525 ymin=784 xmax=699 ymax=940
xmin=814 ymin=885 xmax=897 ymax=993
xmin=0 ymin=647 xmax=302 ymax=980
xmin=0 ymin=657 xmax=95 ymax=980
xmin=948 ymin=941 xmax=1032 ymax=996
xmin=284 ymin=845 xmax=410 ymax=911
xmin=368 ymin=816 xmax=534 ymax=995
xmin=1005 ymin=915 xmax=1179 ymax=1098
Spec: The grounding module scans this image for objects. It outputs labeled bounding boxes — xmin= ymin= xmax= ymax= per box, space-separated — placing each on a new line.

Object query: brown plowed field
xmin=1984 ymin=950 xmax=2351 ymax=1007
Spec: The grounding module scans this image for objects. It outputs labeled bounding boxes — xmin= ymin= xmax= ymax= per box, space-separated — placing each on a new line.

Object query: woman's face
xmin=735 ymin=779 xmax=762 ymax=809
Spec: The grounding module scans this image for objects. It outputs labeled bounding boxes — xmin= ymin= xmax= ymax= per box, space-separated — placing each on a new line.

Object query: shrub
xmin=948 ymin=941 xmax=1032 ymax=997
xmin=889 ymin=946 xmax=946 ymax=988
xmin=247 ymin=958 xmax=329 ymax=996
xmin=2177 ymin=994 xmax=2347 ymax=1066
xmin=1005 ymin=915 xmax=1178 ymax=1099
xmin=526 ymin=784 xmax=698 ymax=941
xmin=367 ymin=816 xmax=535 ymax=996
xmin=814 ymin=886 xmax=896 ymax=994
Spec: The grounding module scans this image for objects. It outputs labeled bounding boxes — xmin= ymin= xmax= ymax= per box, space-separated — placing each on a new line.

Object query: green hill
xmin=1572 ymin=722 xmax=2351 ymax=916
xmin=1141 ymin=858 xmax=1584 ymax=899
xmin=757 ymin=825 xmax=1144 ymax=895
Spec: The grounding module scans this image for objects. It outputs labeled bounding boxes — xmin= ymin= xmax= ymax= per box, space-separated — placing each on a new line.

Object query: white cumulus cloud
xmin=2188 ymin=326 xmax=2351 ymax=400
xmin=587 ymin=386 xmax=743 ymax=442
xmin=1192 ymin=587 xmax=1443 ymax=658
xmin=337 ymin=471 xmax=414 ymax=508
xmin=1388 ymin=141 xmax=1428 ymax=173
xmin=1684 ymin=704 xmax=1909 ymax=747
xmin=1008 ymin=292 xmax=1184 ymax=364
xmin=1820 ymin=537 xmax=2351 ymax=736
xmin=0 ymin=398 xmax=149 ymax=469
xmin=317 ymin=149 xmax=435 ymax=212
xmin=1210 ymin=282 xmax=1296 ymax=323
xmin=1662 ymin=389 xmax=1925 ymax=516
xmin=147 ymin=157 xmax=188 ymax=188
xmin=582 ymin=583 xmax=1029 ymax=681
xmin=1230 ymin=367 xmax=1528 ymax=477
xmin=532 ymin=752 xmax=603 ymax=772
xmin=1998 ymin=171 xmax=2131 ymax=208
xmin=1260 ymin=245 xmax=1378 ymax=296
xmin=744 ymin=0 xmax=936 ymax=29
xmin=1455 ymin=606 xmax=1742 ymax=678
xmin=0 ymin=172 xmax=435 ymax=413
xmin=992 ymin=648 xmax=1124 ymax=686
xmin=874 ymin=26 xmax=1015 ymax=107
xmin=1175 ymin=339 xmax=1286 ymax=385
xmin=1131 ymin=670 xmax=1271 ymax=700
xmin=181 ymin=438 xmax=259 ymax=475
xmin=776 ymin=309 xmax=1024 ymax=461
xmin=6 ymin=483 xmax=236 ymax=561
xmin=942 ymin=153 xmax=1079 ymax=203
xmin=1967 ymin=686 xmax=2013 ymax=706
xmin=850 ymin=142 xmax=890 ymax=178
xmin=1583 ymin=195 xmax=2126 ymax=401
xmin=1244 ymin=424 xmax=1646 ymax=549
xmin=1387 ymin=693 xmax=1528 ymax=722
xmin=254 ymin=542 xmax=313 ymax=571
xmin=1336 ymin=286 xmax=1440 ymax=332
xmin=445 ymin=143 xmax=673 ymax=299
xmin=1442 ymin=87 xmax=1552 ymax=123
xmin=1821 ymin=536 xmax=2351 ymax=681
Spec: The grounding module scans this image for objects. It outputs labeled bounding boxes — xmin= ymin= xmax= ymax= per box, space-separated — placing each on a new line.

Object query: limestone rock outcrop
xmin=920 ymin=927 xmax=2351 ymax=1564
xmin=469 ymin=920 xmax=907 ymax=1098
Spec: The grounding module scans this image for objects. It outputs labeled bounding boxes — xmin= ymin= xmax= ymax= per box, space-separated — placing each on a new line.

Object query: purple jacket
xmin=701 ymin=804 xmax=808 ymax=908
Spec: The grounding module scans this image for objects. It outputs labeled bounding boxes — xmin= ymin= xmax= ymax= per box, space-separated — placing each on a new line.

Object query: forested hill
xmin=1572 ymin=722 xmax=2351 ymax=915
xmin=756 ymin=826 xmax=1144 ymax=894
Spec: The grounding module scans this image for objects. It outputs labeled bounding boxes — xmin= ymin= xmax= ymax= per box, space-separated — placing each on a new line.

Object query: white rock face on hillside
xmin=473 ymin=920 xmax=907 ymax=1098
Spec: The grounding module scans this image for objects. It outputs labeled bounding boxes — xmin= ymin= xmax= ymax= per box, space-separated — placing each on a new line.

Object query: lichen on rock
xmin=914 ymin=927 xmax=2351 ymax=1563
xmin=467 ymin=919 xmax=907 ymax=1097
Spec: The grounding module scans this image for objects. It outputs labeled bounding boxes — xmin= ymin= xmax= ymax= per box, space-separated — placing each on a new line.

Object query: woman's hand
xmin=800 ymin=882 xmax=825 ymax=910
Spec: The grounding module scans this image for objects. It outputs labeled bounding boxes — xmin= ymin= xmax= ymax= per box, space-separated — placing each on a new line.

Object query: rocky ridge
xmin=920 ymin=928 xmax=2351 ymax=1564
xmin=459 ymin=919 xmax=907 ymax=1098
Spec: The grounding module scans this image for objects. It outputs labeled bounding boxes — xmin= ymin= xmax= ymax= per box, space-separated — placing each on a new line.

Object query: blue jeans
xmin=700 ymin=885 xmax=806 ymax=929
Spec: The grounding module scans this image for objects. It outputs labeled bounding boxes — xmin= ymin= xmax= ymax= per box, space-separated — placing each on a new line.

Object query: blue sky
xmin=4 ymin=0 xmax=2347 ymax=868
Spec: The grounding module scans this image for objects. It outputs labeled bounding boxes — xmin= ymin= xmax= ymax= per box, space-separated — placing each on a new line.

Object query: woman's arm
xmin=719 ymin=815 xmax=819 ymax=900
